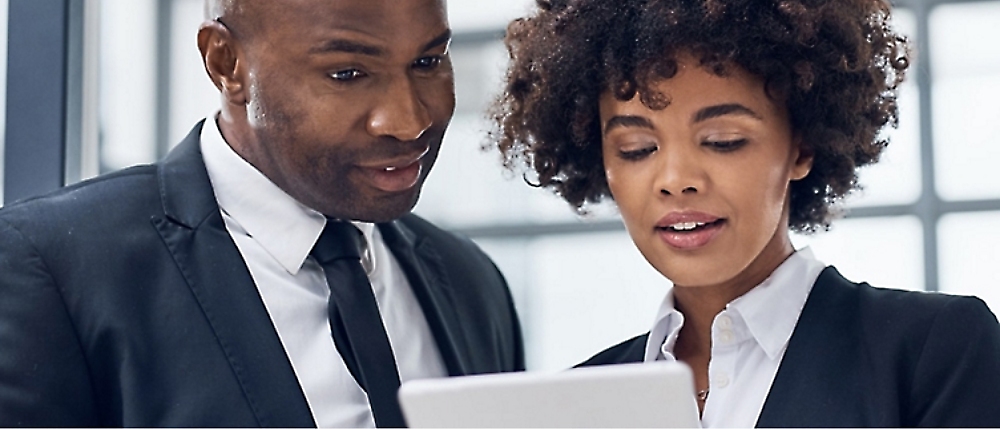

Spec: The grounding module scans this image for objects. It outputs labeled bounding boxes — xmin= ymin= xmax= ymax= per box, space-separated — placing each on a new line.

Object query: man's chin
xmin=331 ymin=189 xmax=422 ymax=223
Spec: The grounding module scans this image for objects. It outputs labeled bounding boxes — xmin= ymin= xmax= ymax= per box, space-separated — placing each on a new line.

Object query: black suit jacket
xmin=580 ymin=267 xmax=1000 ymax=427
xmin=0 ymin=122 xmax=524 ymax=427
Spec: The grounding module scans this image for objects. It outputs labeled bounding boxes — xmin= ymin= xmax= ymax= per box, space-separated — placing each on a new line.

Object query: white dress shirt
xmin=200 ymin=116 xmax=447 ymax=428
xmin=644 ymin=248 xmax=827 ymax=428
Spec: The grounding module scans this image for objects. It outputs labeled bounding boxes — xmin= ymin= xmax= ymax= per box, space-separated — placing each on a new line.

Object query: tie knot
xmin=311 ymin=220 xmax=364 ymax=264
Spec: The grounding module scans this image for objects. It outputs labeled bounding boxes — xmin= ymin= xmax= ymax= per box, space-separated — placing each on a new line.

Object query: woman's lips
xmin=655 ymin=211 xmax=726 ymax=250
xmin=361 ymin=160 xmax=423 ymax=193
xmin=656 ymin=219 xmax=726 ymax=249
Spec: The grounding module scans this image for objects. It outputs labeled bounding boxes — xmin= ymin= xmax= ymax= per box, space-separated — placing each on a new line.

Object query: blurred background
xmin=1 ymin=0 xmax=998 ymax=371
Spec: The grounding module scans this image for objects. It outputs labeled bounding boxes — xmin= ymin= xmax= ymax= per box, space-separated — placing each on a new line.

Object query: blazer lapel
xmin=756 ymin=267 xmax=871 ymax=428
xmin=151 ymin=122 xmax=315 ymax=427
xmin=378 ymin=219 xmax=472 ymax=376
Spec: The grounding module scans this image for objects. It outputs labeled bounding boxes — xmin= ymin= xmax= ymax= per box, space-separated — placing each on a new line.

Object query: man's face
xmin=230 ymin=0 xmax=454 ymax=222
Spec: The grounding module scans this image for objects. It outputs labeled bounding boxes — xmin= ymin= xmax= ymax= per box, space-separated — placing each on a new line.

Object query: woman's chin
xmin=658 ymin=267 xmax=735 ymax=289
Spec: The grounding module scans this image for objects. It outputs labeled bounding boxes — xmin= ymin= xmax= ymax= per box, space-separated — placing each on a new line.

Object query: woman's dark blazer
xmin=580 ymin=267 xmax=1000 ymax=427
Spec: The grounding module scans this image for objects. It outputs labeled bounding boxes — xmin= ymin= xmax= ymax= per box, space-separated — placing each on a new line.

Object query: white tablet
xmin=398 ymin=362 xmax=701 ymax=428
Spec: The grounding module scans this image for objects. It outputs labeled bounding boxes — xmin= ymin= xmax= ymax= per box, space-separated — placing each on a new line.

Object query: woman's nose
xmin=656 ymin=147 xmax=705 ymax=196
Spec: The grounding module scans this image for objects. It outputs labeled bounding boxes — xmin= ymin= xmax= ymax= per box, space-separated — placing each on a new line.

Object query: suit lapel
xmin=756 ymin=267 xmax=870 ymax=428
xmin=379 ymin=219 xmax=472 ymax=376
xmin=151 ymin=122 xmax=315 ymax=427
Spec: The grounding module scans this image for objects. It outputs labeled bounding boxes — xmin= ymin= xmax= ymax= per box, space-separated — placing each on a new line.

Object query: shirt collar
xmin=727 ymin=247 xmax=826 ymax=358
xmin=645 ymin=289 xmax=684 ymax=362
xmin=200 ymin=115 xmax=378 ymax=275
xmin=644 ymin=247 xmax=826 ymax=361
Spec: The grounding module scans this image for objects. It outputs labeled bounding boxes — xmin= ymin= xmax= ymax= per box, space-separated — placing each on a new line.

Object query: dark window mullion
xmin=3 ymin=0 xmax=83 ymax=204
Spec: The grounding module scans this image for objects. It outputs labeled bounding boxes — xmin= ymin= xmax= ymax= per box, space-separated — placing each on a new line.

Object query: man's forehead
xmin=207 ymin=0 xmax=449 ymax=42
xmin=204 ymin=0 xmax=447 ymax=21
xmin=206 ymin=0 xmax=450 ymax=58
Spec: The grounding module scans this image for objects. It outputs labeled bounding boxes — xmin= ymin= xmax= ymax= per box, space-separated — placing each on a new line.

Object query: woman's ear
xmin=790 ymin=137 xmax=814 ymax=181
xmin=197 ymin=20 xmax=246 ymax=105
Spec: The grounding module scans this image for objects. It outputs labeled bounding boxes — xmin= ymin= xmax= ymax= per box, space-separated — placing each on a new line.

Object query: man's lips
xmin=655 ymin=211 xmax=726 ymax=249
xmin=357 ymin=151 xmax=428 ymax=193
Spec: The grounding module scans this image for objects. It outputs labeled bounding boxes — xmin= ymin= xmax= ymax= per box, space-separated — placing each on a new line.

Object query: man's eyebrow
xmin=603 ymin=115 xmax=655 ymax=136
xmin=309 ymin=39 xmax=384 ymax=56
xmin=692 ymin=103 xmax=763 ymax=123
xmin=422 ymin=30 xmax=452 ymax=52
xmin=307 ymin=30 xmax=452 ymax=57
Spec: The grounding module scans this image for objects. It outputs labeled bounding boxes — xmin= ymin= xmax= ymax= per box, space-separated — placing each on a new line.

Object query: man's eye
xmin=413 ymin=56 xmax=443 ymax=70
xmin=618 ymin=146 xmax=657 ymax=161
xmin=330 ymin=69 xmax=366 ymax=81
xmin=704 ymin=138 xmax=747 ymax=152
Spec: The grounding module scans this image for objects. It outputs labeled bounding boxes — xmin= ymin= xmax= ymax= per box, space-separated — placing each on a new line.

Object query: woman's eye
xmin=330 ymin=69 xmax=366 ymax=81
xmin=618 ymin=146 xmax=657 ymax=161
xmin=413 ymin=56 xmax=443 ymax=70
xmin=704 ymin=138 xmax=747 ymax=152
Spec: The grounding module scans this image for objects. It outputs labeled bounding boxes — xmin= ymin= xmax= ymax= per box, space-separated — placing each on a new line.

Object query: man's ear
xmin=198 ymin=21 xmax=246 ymax=105
xmin=790 ymin=136 xmax=814 ymax=181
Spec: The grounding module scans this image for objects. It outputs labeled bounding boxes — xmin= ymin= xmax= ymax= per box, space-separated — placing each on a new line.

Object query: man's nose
xmin=366 ymin=77 xmax=433 ymax=141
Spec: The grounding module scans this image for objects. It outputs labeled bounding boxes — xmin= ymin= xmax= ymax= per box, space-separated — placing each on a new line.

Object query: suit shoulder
xmin=820 ymin=268 xmax=1000 ymax=365
xmin=851 ymin=283 xmax=1000 ymax=426
xmin=1 ymin=165 xmax=157 ymax=215
xmin=851 ymin=276 xmax=995 ymax=325
xmin=0 ymin=165 xmax=160 ymax=238
xmin=577 ymin=333 xmax=648 ymax=367
xmin=814 ymin=267 xmax=987 ymax=323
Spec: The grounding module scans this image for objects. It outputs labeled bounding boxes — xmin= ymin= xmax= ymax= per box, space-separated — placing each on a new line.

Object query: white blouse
xmin=643 ymin=248 xmax=827 ymax=427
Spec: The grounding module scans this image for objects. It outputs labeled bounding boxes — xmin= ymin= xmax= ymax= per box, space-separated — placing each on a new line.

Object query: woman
xmin=490 ymin=0 xmax=1000 ymax=427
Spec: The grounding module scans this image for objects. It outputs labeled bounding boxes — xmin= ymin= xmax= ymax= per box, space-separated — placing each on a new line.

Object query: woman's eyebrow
xmin=692 ymin=103 xmax=763 ymax=123
xmin=603 ymin=115 xmax=655 ymax=136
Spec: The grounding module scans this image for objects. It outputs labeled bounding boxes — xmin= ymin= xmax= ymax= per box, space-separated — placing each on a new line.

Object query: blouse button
xmin=716 ymin=315 xmax=733 ymax=329
xmin=712 ymin=372 xmax=731 ymax=388
xmin=717 ymin=330 xmax=735 ymax=344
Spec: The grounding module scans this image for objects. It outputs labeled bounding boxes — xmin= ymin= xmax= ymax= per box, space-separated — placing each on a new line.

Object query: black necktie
xmin=311 ymin=220 xmax=406 ymax=428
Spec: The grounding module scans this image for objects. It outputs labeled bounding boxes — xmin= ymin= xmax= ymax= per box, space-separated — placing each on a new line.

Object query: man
xmin=0 ymin=0 xmax=523 ymax=426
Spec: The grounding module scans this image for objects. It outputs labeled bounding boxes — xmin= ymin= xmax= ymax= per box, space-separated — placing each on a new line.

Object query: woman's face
xmin=600 ymin=55 xmax=813 ymax=289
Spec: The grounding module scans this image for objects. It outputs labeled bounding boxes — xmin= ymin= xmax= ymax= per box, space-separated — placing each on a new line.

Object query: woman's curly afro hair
xmin=490 ymin=0 xmax=910 ymax=232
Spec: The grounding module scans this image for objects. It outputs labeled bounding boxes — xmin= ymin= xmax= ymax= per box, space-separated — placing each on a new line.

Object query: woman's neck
xmin=669 ymin=235 xmax=796 ymax=412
